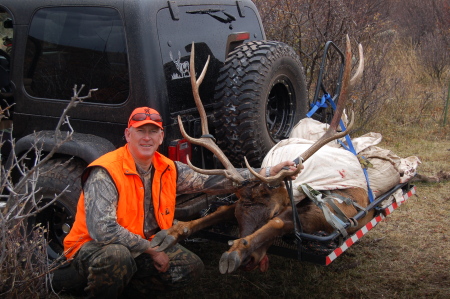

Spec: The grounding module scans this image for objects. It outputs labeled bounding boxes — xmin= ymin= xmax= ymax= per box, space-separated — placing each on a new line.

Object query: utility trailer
xmin=197 ymin=180 xmax=416 ymax=265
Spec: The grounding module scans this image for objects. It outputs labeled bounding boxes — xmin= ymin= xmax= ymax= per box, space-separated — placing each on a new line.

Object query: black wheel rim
xmin=266 ymin=76 xmax=296 ymax=142
xmin=33 ymin=199 xmax=74 ymax=259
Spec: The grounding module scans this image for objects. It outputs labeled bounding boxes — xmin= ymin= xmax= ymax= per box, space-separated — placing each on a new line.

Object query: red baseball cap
xmin=128 ymin=107 xmax=163 ymax=129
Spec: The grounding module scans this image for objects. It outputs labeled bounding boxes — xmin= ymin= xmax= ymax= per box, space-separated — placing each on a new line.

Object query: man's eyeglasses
xmin=130 ymin=113 xmax=162 ymax=122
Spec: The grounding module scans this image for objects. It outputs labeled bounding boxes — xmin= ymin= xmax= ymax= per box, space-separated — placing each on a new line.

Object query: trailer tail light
xmin=168 ymin=139 xmax=191 ymax=164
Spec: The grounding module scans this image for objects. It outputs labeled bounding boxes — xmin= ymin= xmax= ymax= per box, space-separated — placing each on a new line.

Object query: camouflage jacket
xmin=83 ymin=161 xmax=257 ymax=257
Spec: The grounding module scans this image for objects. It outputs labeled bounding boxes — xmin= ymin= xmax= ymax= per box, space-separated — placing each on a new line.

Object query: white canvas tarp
xmin=262 ymin=118 xmax=421 ymax=202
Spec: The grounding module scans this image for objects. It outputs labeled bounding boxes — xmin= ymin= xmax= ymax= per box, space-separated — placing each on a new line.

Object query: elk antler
xmin=177 ymin=42 xmax=247 ymax=184
xmin=245 ymin=35 xmax=364 ymax=186
xmin=300 ymin=35 xmax=364 ymax=161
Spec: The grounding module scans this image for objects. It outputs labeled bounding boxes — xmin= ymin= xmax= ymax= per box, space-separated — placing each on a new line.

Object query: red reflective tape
xmin=407 ymin=189 xmax=415 ymax=197
xmin=356 ymin=230 xmax=364 ymax=238
xmin=345 ymin=238 xmax=354 ymax=247
xmin=385 ymin=204 xmax=396 ymax=215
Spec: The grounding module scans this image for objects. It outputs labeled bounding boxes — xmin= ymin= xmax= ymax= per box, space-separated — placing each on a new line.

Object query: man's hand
xmin=145 ymin=246 xmax=169 ymax=272
xmin=260 ymin=160 xmax=303 ymax=180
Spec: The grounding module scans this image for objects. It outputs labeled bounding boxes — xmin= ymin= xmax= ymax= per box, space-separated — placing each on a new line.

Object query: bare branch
xmin=0 ymin=84 xmax=96 ymax=297
xmin=6 ymin=85 xmax=96 ymax=210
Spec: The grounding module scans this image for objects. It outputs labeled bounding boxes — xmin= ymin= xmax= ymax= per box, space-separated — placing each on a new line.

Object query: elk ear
xmin=261 ymin=183 xmax=276 ymax=194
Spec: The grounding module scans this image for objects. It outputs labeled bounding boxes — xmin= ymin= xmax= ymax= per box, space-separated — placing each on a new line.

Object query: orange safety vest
xmin=63 ymin=144 xmax=177 ymax=259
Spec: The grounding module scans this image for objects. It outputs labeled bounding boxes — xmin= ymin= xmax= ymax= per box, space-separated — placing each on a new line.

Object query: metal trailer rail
xmin=296 ymin=182 xmax=416 ymax=265
xmin=199 ymin=182 xmax=416 ymax=265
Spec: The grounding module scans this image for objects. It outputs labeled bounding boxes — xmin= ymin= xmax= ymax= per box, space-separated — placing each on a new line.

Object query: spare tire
xmin=213 ymin=41 xmax=308 ymax=167
xmin=25 ymin=158 xmax=86 ymax=259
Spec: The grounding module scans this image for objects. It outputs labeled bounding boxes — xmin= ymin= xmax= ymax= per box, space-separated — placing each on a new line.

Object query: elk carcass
xmin=151 ymin=37 xmax=367 ymax=274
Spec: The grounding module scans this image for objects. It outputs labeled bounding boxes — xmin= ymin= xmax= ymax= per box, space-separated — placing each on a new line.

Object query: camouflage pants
xmin=57 ymin=241 xmax=204 ymax=298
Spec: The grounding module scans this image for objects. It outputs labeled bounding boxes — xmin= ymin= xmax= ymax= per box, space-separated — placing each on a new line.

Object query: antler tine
xmin=244 ymin=157 xmax=303 ymax=186
xmin=299 ymin=35 xmax=363 ymax=163
xmin=350 ymin=43 xmax=364 ymax=88
xmin=177 ymin=42 xmax=246 ymax=184
xmin=189 ymin=42 xmax=210 ymax=135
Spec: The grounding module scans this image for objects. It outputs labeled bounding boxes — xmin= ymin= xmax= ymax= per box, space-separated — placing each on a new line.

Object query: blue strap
xmin=306 ymin=93 xmax=330 ymax=118
xmin=306 ymin=94 xmax=375 ymax=203
xmin=360 ymin=160 xmax=375 ymax=203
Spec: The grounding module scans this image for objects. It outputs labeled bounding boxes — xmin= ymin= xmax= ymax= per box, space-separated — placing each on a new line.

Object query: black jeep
xmin=0 ymin=0 xmax=307 ymax=257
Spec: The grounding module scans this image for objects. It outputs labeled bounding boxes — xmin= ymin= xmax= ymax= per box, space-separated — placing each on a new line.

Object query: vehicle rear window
xmin=23 ymin=7 xmax=129 ymax=104
xmin=157 ymin=5 xmax=263 ymax=113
